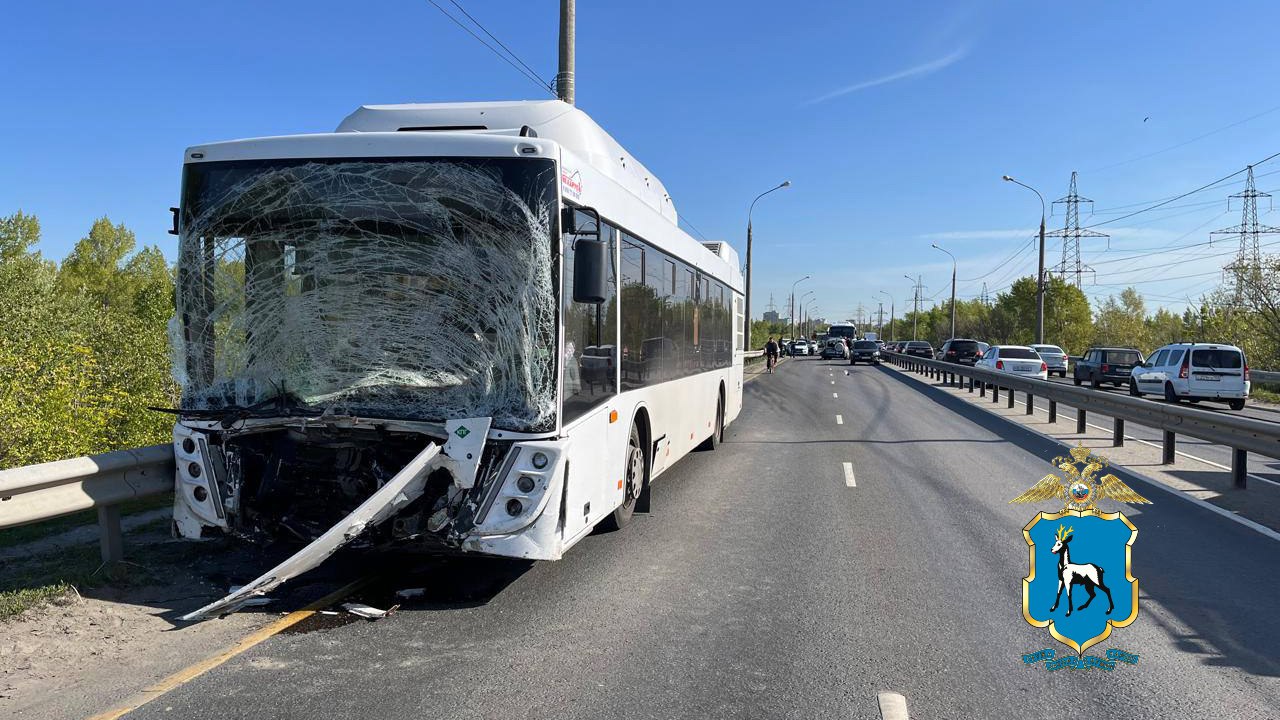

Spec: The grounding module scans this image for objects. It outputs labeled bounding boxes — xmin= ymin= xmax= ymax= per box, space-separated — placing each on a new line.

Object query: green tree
xmin=1093 ymin=288 xmax=1151 ymax=350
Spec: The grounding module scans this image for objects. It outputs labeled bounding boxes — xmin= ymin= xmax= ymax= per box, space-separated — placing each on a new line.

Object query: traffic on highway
xmin=4 ymin=2 xmax=1280 ymax=719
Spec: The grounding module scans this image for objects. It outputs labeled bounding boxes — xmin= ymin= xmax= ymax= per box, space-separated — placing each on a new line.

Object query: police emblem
xmin=1011 ymin=445 xmax=1151 ymax=670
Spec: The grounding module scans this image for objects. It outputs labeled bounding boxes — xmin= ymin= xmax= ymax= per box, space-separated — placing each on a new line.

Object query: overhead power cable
xmin=1083 ymin=151 xmax=1280 ymax=230
xmin=426 ymin=0 xmax=556 ymax=96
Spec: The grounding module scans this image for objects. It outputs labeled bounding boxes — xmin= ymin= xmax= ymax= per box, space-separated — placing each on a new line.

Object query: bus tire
xmin=697 ymin=392 xmax=724 ymax=451
xmin=600 ymin=423 xmax=644 ymax=531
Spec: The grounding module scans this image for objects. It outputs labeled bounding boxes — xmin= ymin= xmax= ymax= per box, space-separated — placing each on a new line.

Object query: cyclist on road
xmin=765 ymin=337 xmax=780 ymax=373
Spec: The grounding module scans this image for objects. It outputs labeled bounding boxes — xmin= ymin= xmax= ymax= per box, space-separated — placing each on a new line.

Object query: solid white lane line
xmin=836 ymin=414 xmax=844 ymax=425
xmin=878 ymin=691 xmax=910 ymax=720
xmin=843 ymin=462 xmax=856 ymax=487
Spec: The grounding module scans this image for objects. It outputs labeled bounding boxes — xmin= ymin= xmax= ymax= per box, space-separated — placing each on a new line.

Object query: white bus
xmin=827 ymin=322 xmax=858 ymax=341
xmin=169 ymin=101 xmax=745 ymax=616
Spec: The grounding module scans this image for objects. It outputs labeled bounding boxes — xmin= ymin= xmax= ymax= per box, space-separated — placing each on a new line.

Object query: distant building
xmin=763 ymin=310 xmax=780 ymax=323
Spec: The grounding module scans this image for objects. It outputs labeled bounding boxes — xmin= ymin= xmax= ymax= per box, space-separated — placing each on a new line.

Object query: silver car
xmin=1030 ymin=344 xmax=1069 ymax=378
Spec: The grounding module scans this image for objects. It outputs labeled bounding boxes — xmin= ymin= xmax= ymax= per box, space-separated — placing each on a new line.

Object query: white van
xmin=1128 ymin=342 xmax=1250 ymax=410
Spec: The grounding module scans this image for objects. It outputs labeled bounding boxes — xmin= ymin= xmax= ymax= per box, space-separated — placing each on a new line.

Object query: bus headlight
xmin=474 ymin=443 xmax=561 ymax=536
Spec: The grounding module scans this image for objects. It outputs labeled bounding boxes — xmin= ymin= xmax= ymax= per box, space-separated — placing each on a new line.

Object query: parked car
xmin=1029 ymin=344 xmax=1069 ymax=377
xmin=1129 ymin=342 xmax=1249 ymax=409
xmin=904 ymin=341 xmax=935 ymax=359
xmin=791 ymin=339 xmax=810 ymax=357
xmin=849 ymin=340 xmax=882 ymax=365
xmin=1074 ymin=347 xmax=1144 ymax=389
xmin=820 ymin=339 xmax=848 ymax=359
xmin=874 ymin=340 xmax=887 ymax=353
xmin=937 ymin=338 xmax=983 ymax=366
xmin=580 ymin=345 xmax=616 ymax=386
xmin=977 ymin=345 xmax=1048 ymax=380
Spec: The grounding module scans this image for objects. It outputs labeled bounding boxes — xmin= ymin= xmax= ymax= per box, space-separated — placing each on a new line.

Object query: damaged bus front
xmin=169 ymin=134 xmax=575 ymax=613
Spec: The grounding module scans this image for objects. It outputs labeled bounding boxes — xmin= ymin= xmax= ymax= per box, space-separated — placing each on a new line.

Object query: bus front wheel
xmin=600 ymin=423 xmax=645 ymax=531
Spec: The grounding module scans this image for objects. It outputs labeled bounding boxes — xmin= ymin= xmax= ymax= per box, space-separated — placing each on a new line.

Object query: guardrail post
xmin=1162 ymin=431 xmax=1176 ymax=464
xmin=992 ymin=385 xmax=999 ymax=403
xmin=1113 ymin=418 xmax=1125 ymax=447
xmin=1026 ymin=393 xmax=1034 ymax=415
xmin=1007 ymin=388 xmax=1015 ymax=409
xmin=1232 ymin=449 xmax=1247 ymax=489
xmin=98 ymin=504 xmax=124 ymax=564
xmin=1076 ymin=408 xmax=1086 ymax=434
xmin=979 ymin=380 xmax=986 ymax=397
xmin=1048 ymin=400 xmax=1057 ymax=423
xmin=967 ymin=376 xmax=974 ymax=393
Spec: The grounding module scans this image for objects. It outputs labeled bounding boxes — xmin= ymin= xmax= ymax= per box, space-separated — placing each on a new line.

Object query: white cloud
xmin=806 ymin=48 xmax=968 ymax=105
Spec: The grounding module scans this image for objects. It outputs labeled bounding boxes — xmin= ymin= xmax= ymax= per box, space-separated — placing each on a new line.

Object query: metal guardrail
xmin=744 ymin=349 xmax=765 ymax=358
xmin=884 ymin=352 xmax=1280 ymax=488
xmin=1253 ymin=369 xmax=1280 ymax=384
xmin=0 ymin=444 xmax=174 ymax=563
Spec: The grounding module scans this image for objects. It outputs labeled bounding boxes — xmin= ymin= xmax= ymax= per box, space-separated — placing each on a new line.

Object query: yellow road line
xmin=86 ymin=577 xmax=370 ymax=720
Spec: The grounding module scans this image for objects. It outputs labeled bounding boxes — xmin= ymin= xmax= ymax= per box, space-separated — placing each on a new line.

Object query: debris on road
xmin=341 ymin=602 xmax=399 ymax=620
xmin=395 ymin=588 xmax=426 ymax=600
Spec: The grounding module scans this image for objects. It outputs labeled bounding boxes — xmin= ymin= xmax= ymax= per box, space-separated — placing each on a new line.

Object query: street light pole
xmin=1003 ymin=175 xmax=1047 ymax=344
xmin=790 ymin=275 xmax=810 ymax=343
xmin=931 ymin=243 xmax=957 ymax=340
xmin=745 ymin=180 xmax=792 ymax=351
xmin=878 ymin=290 xmax=894 ymax=341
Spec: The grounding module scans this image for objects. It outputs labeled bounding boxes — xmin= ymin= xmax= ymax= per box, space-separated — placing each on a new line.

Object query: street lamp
xmin=1003 ymin=175 xmax=1047 ymax=344
xmin=931 ymin=243 xmax=957 ymax=341
xmin=745 ymin=180 xmax=792 ymax=350
xmin=790 ymin=275 xmax=810 ymax=342
xmin=878 ymin=290 xmax=894 ymax=341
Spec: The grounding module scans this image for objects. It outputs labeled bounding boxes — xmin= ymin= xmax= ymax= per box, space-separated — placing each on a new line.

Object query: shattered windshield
xmin=173 ymin=157 xmax=559 ymax=432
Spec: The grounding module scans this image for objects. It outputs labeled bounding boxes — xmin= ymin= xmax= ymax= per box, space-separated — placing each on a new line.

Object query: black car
xmin=937 ymin=338 xmax=983 ymax=365
xmin=904 ymin=341 xmax=934 ymax=359
xmin=849 ymin=340 xmax=881 ymax=365
xmin=1074 ymin=347 xmax=1145 ymax=388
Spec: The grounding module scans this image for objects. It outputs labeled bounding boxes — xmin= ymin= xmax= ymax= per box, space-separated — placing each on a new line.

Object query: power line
xmin=446 ymin=1 xmax=552 ymax=91
xmin=1082 ymin=151 xmax=1280 ymax=230
xmin=425 ymin=0 xmax=556 ymax=96
xmin=1087 ymin=103 xmax=1280 ymax=174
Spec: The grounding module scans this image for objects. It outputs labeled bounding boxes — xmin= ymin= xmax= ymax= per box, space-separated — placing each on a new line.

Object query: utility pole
xmin=555 ymin=0 xmax=575 ymax=104
xmin=876 ymin=303 xmax=885 ymax=333
xmin=1046 ymin=171 xmax=1108 ymax=288
xmin=1211 ymin=165 xmax=1280 ymax=305
xmin=904 ymin=274 xmax=924 ymax=340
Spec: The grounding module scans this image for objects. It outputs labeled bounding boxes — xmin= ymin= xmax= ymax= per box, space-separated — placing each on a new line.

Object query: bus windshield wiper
xmin=151 ymin=389 xmax=322 ymax=428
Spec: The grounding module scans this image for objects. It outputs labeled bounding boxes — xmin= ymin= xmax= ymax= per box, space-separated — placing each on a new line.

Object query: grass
xmin=0 ymin=517 xmax=179 ymax=622
xmin=1252 ymin=385 xmax=1280 ymax=404
xmin=0 ymin=583 xmax=77 ymax=621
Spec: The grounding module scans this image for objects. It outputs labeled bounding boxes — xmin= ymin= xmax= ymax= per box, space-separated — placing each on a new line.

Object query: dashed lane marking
xmin=833 ymin=392 xmax=838 ymax=398
xmin=836 ymin=414 xmax=844 ymax=425
xmin=843 ymin=462 xmax=856 ymax=487
xmin=878 ymin=691 xmax=910 ymax=719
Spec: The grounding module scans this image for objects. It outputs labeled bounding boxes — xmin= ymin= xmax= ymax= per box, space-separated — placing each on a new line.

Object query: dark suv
xmin=937 ymin=338 xmax=983 ymax=365
xmin=1074 ymin=347 xmax=1145 ymax=388
xmin=904 ymin=341 xmax=935 ymax=359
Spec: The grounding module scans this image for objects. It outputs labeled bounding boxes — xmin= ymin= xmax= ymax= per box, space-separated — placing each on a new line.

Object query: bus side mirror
xmin=568 ymin=206 xmax=607 ymax=304
xmin=573 ymin=238 xmax=608 ymax=304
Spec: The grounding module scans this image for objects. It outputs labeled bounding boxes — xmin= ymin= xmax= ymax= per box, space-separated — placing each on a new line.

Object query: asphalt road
xmin=126 ymin=357 xmax=1280 ymax=719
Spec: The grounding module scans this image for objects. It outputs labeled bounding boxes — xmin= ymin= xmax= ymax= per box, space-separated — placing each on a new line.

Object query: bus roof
xmin=338 ymin=101 xmax=675 ymax=224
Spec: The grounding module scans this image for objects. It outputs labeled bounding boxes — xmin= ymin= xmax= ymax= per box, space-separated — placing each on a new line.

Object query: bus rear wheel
xmin=697 ymin=394 xmax=724 ymax=451
xmin=600 ymin=423 xmax=644 ymax=531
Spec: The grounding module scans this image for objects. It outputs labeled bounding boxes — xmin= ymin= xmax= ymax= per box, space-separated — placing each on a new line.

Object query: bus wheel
xmin=601 ymin=423 xmax=644 ymax=531
xmin=697 ymin=394 xmax=724 ymax=451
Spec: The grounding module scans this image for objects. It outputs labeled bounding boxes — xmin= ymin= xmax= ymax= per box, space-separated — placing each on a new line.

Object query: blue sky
xmin=5 ymin=0 xmax=1280 ymax=322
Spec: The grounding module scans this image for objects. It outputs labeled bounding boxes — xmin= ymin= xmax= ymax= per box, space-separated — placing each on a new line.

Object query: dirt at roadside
xmin=0 ymin=521 xmax=360 ymax=719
